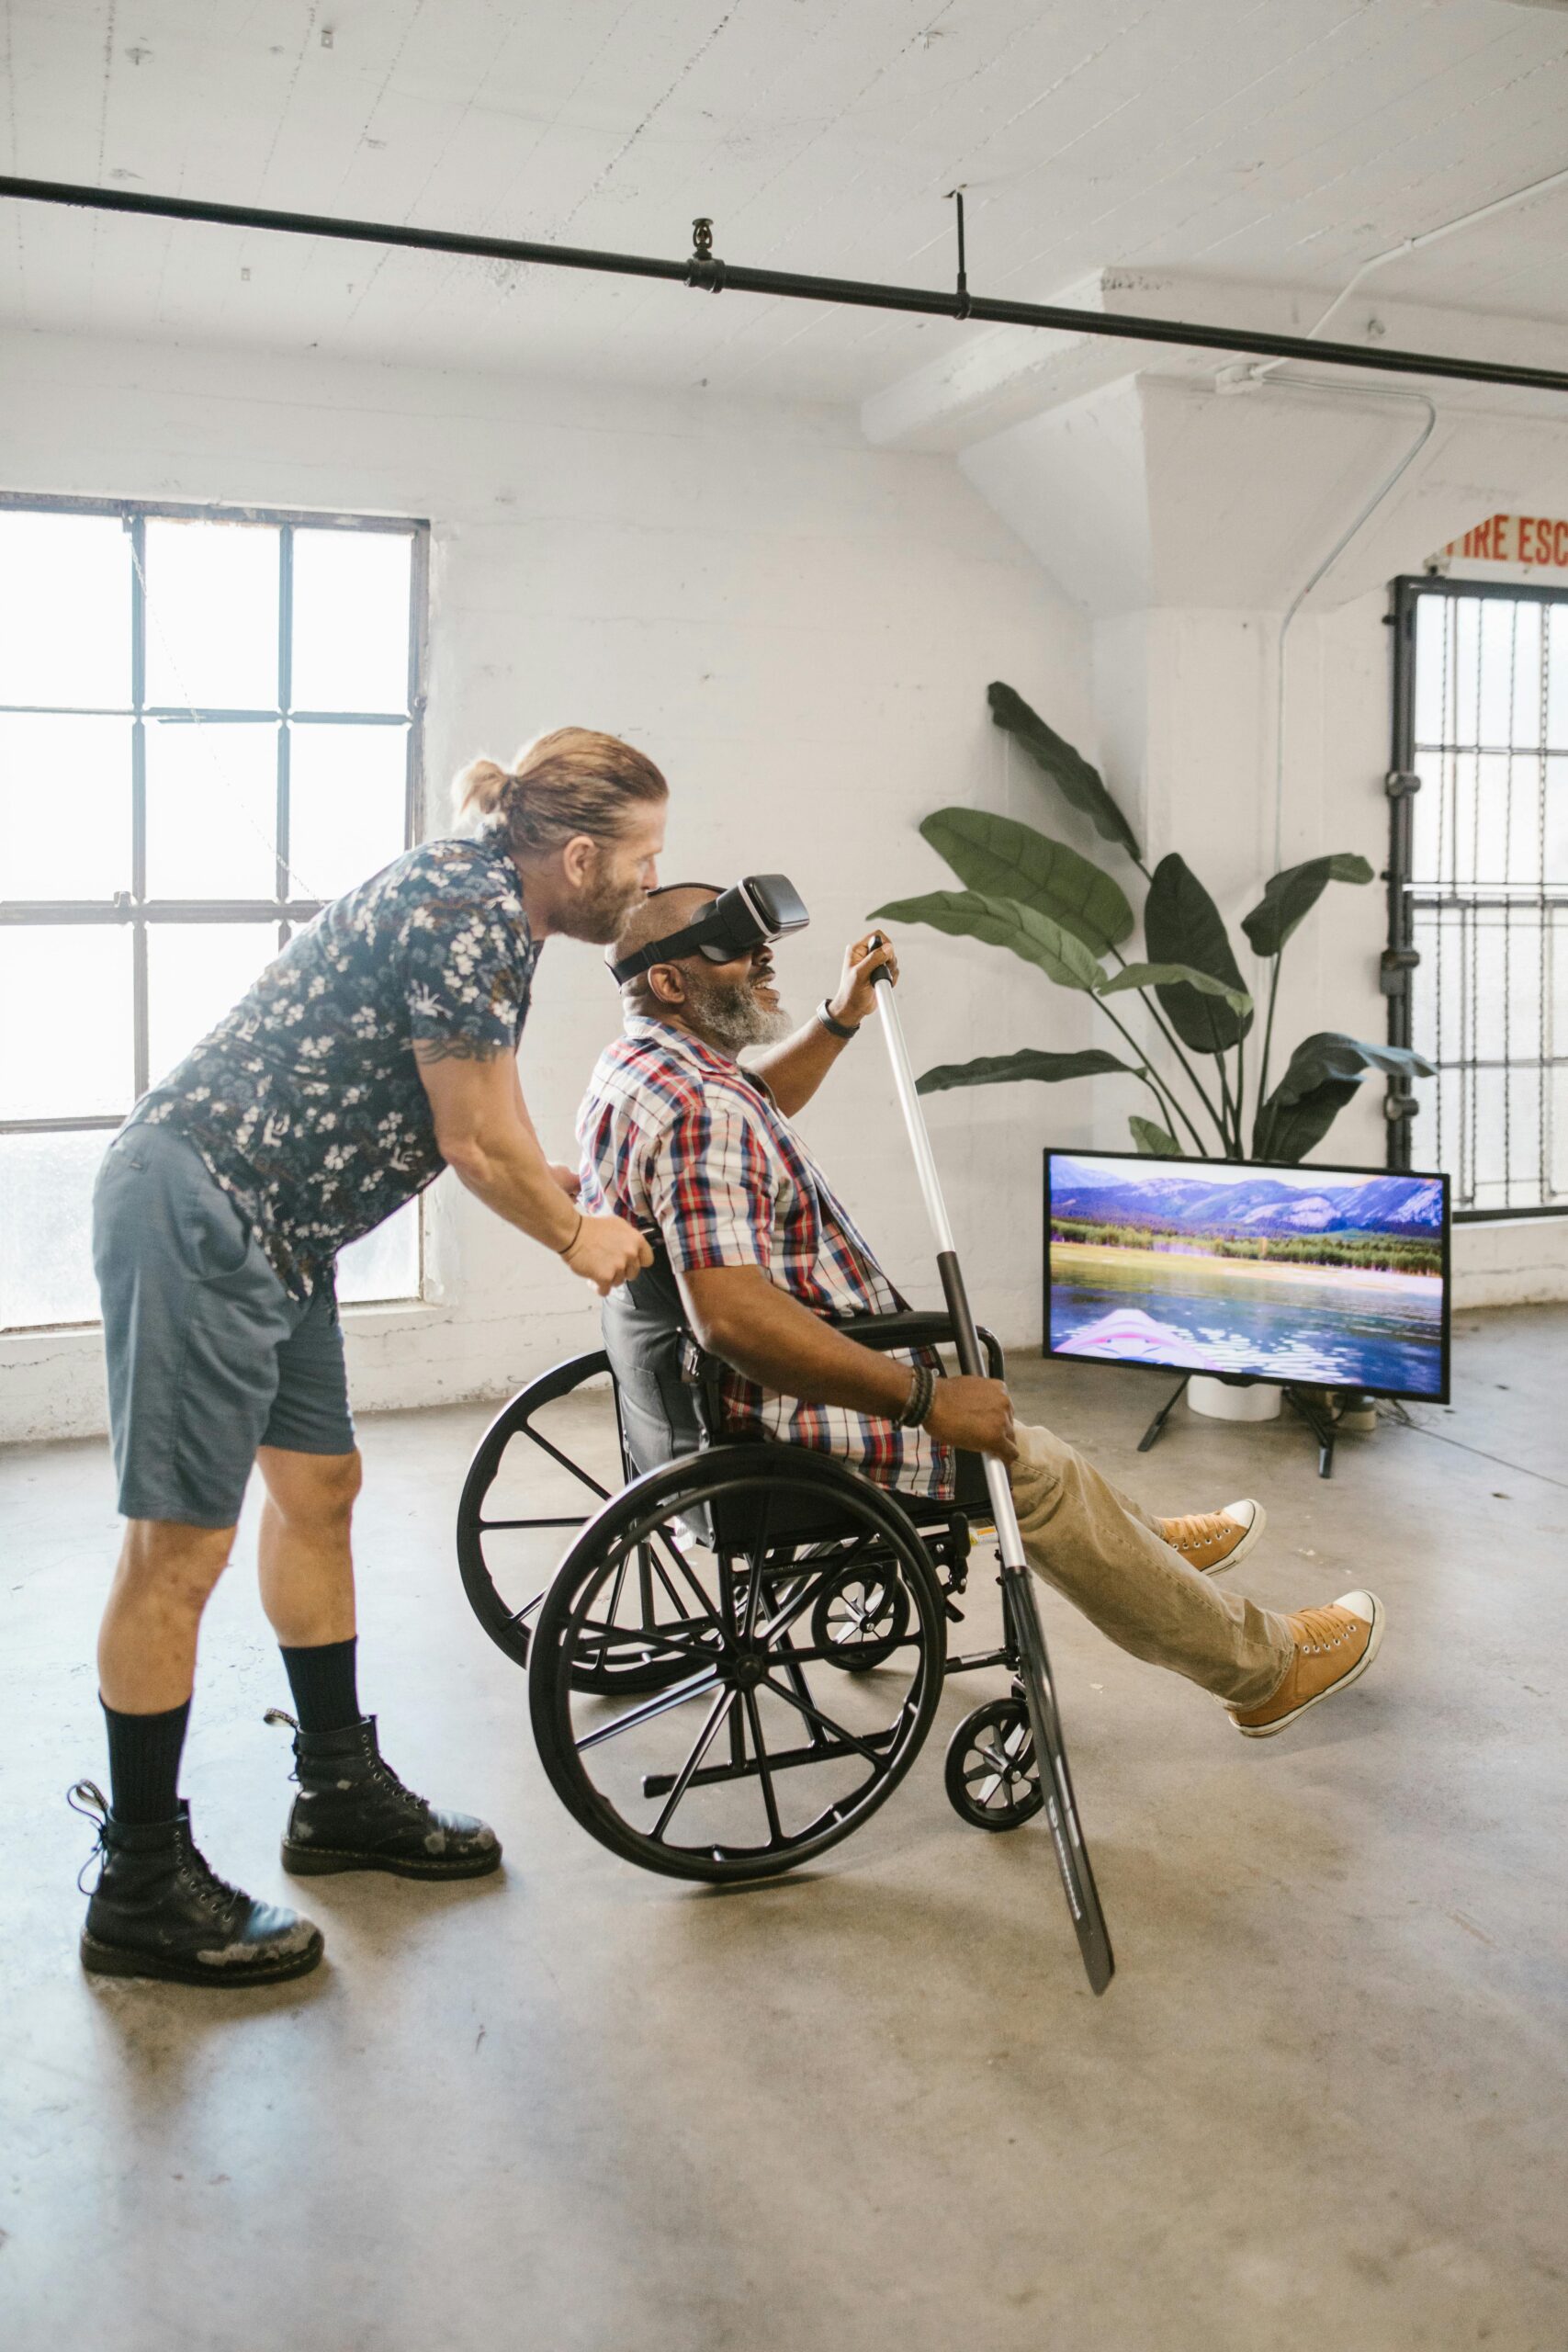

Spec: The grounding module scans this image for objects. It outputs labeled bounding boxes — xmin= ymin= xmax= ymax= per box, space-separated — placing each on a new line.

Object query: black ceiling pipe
xmin=4 ymin=172 xmax=1567 ymax=400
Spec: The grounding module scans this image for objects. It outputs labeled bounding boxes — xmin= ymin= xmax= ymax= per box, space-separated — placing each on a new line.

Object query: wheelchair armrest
xmin=828 ymin=1309 xmax=957 ymax=1351
xmin=827 ymin=1310 xmax=1006 ymax=1381
xmin=680 ymin=1311 xmax=1006 ymax=1398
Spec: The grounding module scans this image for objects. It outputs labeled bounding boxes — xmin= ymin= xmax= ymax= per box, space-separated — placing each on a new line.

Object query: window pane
xmin=144 ymin=720 xmax=278 ymax=899
xmin=290 ymin=531 xmax=412 ymax=714
xmin=0 ymin=1129 xmax=111 ymax=1328
xmin=0 ymin=715 xmax=133 ymax=899
xmin=143 ymin=519 xmax=278 ymax=710
xmin=288 ymin=724 xmax=408 ymax=901
xmin=0 ymin=511 xmax=131 ymax=709
xmin=147 ymin=924 xmax=278 ymax=1082
xmin=0 ymin=928 xmax=133 ymax=1117
xmin=337 ymin=1197 xmax=420 ymax=1304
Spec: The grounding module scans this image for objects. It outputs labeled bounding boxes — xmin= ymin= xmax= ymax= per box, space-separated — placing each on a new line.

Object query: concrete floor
xmin=4 ymin=1306 xmax=1567 ymax=2352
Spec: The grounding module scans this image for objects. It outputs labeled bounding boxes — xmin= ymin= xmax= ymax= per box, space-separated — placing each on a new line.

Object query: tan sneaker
xmin=1156 ymin=1499 xmax=1266 ymax=1575
xmin=1228 ymin=1590 xmax=1384 ymax=1738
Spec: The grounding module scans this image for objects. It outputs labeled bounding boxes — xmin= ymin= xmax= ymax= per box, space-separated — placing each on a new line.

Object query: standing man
xmin=74 ymin=728 xmax=664 ymax=1988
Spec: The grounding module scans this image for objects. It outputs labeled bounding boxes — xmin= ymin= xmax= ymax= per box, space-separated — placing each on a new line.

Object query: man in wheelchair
xmin=577 ymin=884 xmax=1384 ymax=1742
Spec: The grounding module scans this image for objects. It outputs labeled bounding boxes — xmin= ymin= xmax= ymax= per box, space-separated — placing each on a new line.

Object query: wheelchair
xmin=456 ymin=1257 xmax=1047 ymax=1886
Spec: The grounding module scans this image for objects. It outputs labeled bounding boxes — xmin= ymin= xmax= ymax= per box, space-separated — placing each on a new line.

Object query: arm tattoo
xmin=412 ymin=1036 xmax=509 ymax=1065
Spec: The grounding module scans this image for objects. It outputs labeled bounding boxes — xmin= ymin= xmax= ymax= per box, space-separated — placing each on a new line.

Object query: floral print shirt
xmin=129 ymin=829 xmax=541 ymax=1299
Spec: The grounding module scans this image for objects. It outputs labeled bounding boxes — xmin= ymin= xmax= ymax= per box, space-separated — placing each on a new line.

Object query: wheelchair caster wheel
xmin=945 ymin=1695 xmax=1043 ymax=1831
xmin=811 ymin=1561 xmax=912 ymax=1672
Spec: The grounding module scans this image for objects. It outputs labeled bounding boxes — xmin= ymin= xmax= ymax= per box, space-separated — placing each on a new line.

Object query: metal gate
xmin=1386 ymin=574 xmax=1568 ymax=1217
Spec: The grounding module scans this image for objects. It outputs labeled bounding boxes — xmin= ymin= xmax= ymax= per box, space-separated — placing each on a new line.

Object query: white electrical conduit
xmin=1258 ymin=375 xmax=1438 ymax=868
xmin=1244 ymin=159 xmax=1568 ymax=388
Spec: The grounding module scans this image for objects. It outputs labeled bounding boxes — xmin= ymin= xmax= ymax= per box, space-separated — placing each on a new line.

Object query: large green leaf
xmin=869 ymin=890 xmax=1105 ymax=991
xmin=1143 ymin=854 xmax=1254 ymax=1052
xmin=918 ymin=1048 xmax=1140 ymax=1095
xmin=987 ymin=682 xmax=1143 ymax=862
xmin=1098 ymin=961 xmax=1252 ymax=1016
xmin=1241 ymin=854 xmax=1375 ymax=958
xmin=1254 ymin=1077 xmax=1362 ymax=1164
xmin=1129 ymin=1115 xmax=1180 ymax=1156
xmin=1253 ymin=1032 xmax=1435 ymax=1161
xmin=920 ymin=807 xmax=1134 ymax=955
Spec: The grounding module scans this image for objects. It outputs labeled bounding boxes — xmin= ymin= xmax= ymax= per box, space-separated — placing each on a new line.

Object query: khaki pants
xmin=1008 ymin=1425 xmax=1293 ymax=1711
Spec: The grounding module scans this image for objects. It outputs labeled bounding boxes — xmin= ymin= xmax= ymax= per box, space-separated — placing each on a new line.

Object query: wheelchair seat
xmin=600 ymin=1248 xmax=706 ymax=1480
xmin=598 ymin=1243 xmax=995 ymax=1543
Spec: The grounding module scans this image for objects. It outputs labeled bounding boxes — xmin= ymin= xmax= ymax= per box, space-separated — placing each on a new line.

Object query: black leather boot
xmin=269 ymin=1713 xmax=502 ymax=1880
xmin=72 ymin=1781 xmax=324 ymax=1988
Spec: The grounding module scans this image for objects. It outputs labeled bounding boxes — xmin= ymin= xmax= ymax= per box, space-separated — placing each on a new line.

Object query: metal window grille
xmin=1386 ymin=573 xmax=1568 ymax=1217
xmin=0 ymin=492 xmax=430 ymax=1324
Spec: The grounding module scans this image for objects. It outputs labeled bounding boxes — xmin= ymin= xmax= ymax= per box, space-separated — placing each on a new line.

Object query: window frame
xmin=0 ymin=490 xmax=431 ymax=1320
xmin=1386 ymin=570 xmax=1568 ymax=1221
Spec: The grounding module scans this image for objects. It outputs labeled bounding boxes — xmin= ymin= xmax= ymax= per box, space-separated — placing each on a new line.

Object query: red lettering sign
xmin=1437 ymin=513 xmax=1568 ymax=569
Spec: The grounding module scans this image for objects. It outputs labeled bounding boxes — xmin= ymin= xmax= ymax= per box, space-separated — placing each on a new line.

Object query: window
xmin=0 ymin=496 xmax=429 ymax=1328
xmin=1386 ymin=576 xmax=1568 ymax=1216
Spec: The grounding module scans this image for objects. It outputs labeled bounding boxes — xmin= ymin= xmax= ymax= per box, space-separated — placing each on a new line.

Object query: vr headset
xmin=608 ymin=875 xmax=809 ymax=986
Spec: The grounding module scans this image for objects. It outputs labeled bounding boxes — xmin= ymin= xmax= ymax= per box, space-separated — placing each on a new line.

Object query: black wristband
xmin=895 ymin=1363 xmax=936 ymax=1430
xmin=818 ymin=998 xmax=861 ymax=1040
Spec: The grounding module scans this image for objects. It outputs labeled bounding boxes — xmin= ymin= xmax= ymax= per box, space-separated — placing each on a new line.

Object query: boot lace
xmin=68 ymin=1780 xmax=108 ymax=1894
xmin=175 ymin=1845 xmax=244 ymax=1916
xmin=69 ymin=1777 xmax=243 ymax=1914
xmin=264 ymin=1708 xmax=434 ymax=1820
xmin=368 ymin=1754 xmax=434 ymax=1820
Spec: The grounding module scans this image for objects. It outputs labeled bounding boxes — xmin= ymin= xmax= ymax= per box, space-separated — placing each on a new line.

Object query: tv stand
xmin=1136 ymin=1376 xmax=1338 ymax=1479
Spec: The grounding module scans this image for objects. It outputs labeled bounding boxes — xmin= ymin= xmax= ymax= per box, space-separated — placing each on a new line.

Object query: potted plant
xmin=871 ymin=683 xmax=1433 ymax=1164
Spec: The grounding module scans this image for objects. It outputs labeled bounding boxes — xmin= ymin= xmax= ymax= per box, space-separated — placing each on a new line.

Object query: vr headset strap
xmin=609 ymin=912 xmax=727 ymax=985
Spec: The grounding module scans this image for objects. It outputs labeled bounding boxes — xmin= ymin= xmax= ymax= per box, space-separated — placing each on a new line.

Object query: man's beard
xmin=689 ymin=972 xmax=793 ymax=1052
xmin=554 ymin=868 xmax=648 ymax=946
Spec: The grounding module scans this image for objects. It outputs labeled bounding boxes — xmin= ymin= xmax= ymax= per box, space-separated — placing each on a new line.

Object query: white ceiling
xmin=4 ymin=0 xmax=1568 ymax=404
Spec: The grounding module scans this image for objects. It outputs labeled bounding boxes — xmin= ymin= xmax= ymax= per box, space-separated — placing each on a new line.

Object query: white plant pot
xmin=1187 ymin=1375 xmax=1281 ymax=1423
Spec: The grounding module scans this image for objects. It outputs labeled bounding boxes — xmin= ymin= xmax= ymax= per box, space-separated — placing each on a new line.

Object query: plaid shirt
xmin=577 ymin=1017 xmax=953 ymax=1501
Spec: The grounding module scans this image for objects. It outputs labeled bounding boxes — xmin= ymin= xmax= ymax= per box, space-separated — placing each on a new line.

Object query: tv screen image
xmin=1044 ymin=1151 xmax=1450 ymax=1402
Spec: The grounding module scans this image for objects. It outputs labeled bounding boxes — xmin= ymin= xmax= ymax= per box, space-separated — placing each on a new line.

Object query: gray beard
xmin=694 ymin=976 xmax=794 ymax=1053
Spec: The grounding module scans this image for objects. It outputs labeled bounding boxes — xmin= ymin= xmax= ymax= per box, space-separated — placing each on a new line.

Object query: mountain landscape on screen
xmin=1049 ymin=1162 xmax=1444 ymax=1241
xmin=1045 ymin=1154 xmax=1448 ymax=1399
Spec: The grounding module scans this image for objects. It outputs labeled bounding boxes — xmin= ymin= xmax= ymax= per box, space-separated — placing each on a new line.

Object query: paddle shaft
xmin=867 ymin=954 xmax=1115 ymax=1995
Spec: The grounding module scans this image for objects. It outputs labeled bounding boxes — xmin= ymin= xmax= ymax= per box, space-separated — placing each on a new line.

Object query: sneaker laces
xmin=1290 ymin=1604 xmax=1362 ymax=1657
xmin=1160 ymin=1511 xmax=1234 ymax=1553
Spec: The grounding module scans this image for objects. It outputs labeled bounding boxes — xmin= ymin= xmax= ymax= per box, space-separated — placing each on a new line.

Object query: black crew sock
xmin=102 ymin=1697 xmax=190 ymax=1827
xmin=279 ymin=1636 xmax=361 ymax=1736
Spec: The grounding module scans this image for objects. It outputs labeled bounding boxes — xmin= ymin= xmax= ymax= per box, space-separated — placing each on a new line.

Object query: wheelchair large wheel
xmin=528 ymin=1446 xmax=947 ymax=1884
xmin=457 ymin=1354 xmax=708 ymax=1695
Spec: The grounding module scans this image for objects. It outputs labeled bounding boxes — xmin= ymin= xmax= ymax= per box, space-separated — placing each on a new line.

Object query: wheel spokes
xmin=758 ymin=1670 xmax=890 ymax=1769
xmin=649 ymin=1689 xmax=738 ymax=1841
xmin=575 ymin=1662 xmax=723 ymax=1752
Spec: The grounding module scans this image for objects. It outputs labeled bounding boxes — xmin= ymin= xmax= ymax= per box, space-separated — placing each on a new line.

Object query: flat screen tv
xmin=1044 ymin=1150 xmax=1450 ymax=1403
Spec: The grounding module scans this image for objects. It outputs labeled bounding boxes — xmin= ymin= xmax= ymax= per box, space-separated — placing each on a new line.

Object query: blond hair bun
xmin=451 ymin=755 xmax=513 ymax=822
xmin=449 ymin=728 xmax=668 ymax=855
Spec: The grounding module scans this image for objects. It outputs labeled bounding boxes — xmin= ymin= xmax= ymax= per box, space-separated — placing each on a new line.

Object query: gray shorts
xmin=93 ymin=1123 xmax=355 ymax=1528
